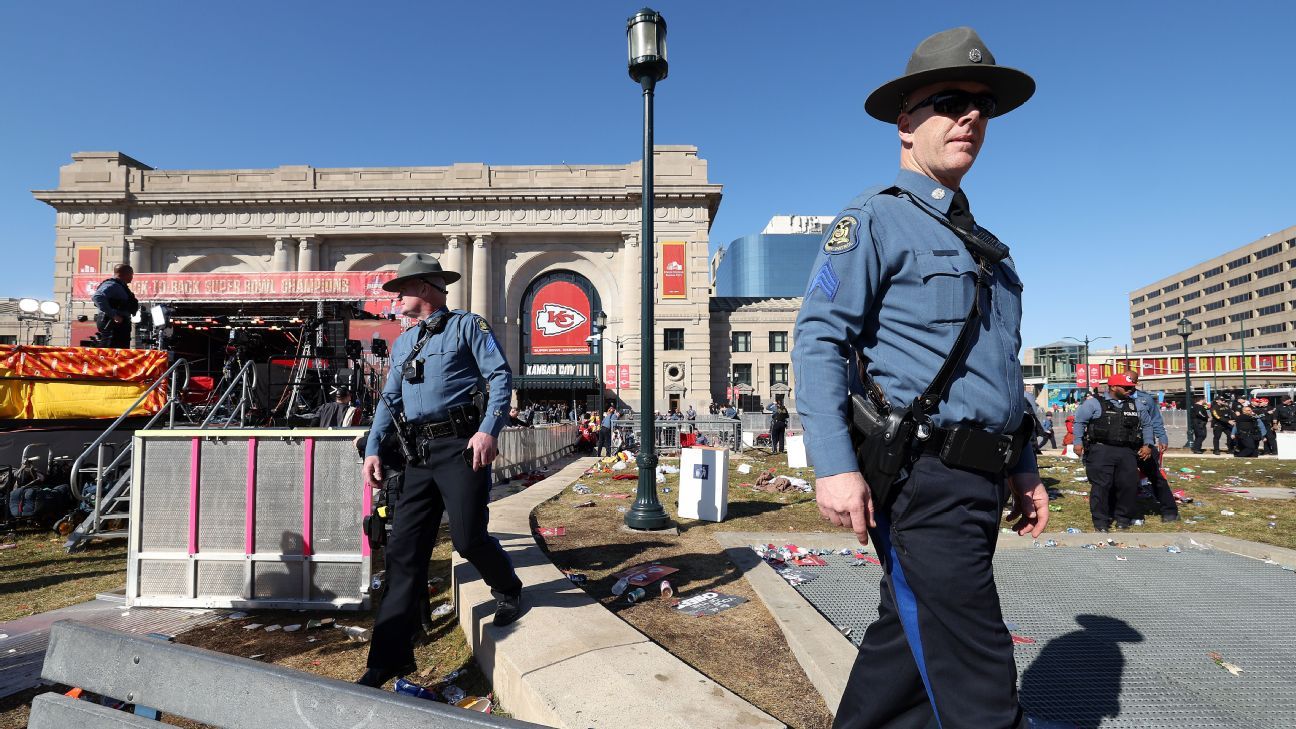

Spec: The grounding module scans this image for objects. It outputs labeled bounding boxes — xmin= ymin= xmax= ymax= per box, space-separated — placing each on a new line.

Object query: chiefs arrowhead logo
xmin=536 ymin=303 xmax=587 ymax=336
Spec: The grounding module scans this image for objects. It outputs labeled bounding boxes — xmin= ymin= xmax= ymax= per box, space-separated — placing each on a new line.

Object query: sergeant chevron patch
xmin=807 ymin=260 xmax=841 ymax=301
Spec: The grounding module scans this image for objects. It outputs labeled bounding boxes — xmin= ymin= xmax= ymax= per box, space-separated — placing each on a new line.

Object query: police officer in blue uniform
xmin=90 ymin=263 xmax=138 ymax=348
xmin=356 ymin=253 xmax=522 ymax=688
xmin=1073 ymin=373 xmax=1154 ymax=531
xmin=792 ymin=27 xmax=1047 ymax=729
xmin=1125 ymin=371 xmax=1178 ymax=521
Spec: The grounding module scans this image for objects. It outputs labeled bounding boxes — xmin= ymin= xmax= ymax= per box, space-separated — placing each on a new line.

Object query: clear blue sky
xmin=2 ymin=1 xmax=1293 ymax=351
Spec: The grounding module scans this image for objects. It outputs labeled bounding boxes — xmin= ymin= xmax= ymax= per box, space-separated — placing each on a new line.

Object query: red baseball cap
xmin=1107 ymin=373 xmax=1136 ymax=388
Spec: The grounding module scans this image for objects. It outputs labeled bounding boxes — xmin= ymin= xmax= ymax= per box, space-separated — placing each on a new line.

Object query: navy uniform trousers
xmin=366 ymin=434 xmax=521 ymax=670
xmin=833 ymin=455 xmax=1026 ymax=729
xmin=1084 ymin=443 xmax=1138 ymax=529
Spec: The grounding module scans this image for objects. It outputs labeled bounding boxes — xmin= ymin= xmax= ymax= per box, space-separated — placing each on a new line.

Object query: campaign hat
xmin=382 ymin=253 xmax=461 ymax=292
xmin=865 ymin=26 xmax=1035 ymax=123
xmin=1107 ymin=373 xmax=1136 ymax=388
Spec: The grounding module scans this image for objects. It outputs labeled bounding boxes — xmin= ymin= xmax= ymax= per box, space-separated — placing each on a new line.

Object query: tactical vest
xmin=1085 ymin=398 xmax=1143 ymax=448
xmin=1234 ymin=416 xmax=1261 ymax=437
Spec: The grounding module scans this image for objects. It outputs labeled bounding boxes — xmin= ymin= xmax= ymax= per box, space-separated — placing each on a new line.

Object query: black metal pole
xmin=628 ymin=74 xmax=670 ymax=530
xmin=1182 ymin=334 xmax=1193 ymax=447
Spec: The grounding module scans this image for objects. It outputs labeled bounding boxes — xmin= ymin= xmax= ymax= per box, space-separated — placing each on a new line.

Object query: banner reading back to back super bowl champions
xmin=529 ymin=280 xmax=591 ymax=355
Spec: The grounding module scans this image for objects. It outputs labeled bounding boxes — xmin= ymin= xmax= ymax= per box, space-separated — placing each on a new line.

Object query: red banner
xmin=1075 ymin=364 xmax=1104 ymax=388
xmin=1075 ymin=365 xmax=1087 ymax=388
xmin=604 ymin=364 xmax=631 ymax=388
xmin=76 ymin=247 xmax=102 ymax=275
xmin=529 ymin=281 xmax=591 ymax=355
xmin=661 ymin=241 xmax=687 ymax=299
xmin=71 ymin=271 xmax=397 ymax=302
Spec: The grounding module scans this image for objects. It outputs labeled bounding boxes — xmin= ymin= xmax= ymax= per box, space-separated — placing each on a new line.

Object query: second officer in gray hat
xmin=356 ymin=252 xmax=522 ymax=688
xmin=793 ymin=26 xmax=1046 ymax=728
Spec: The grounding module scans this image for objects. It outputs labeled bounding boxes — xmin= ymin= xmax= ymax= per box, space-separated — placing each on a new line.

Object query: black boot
xmin=355 ymin=660 xmax=417 ymax=688
xmin=492 ymin=588 xmax=523 ymax=627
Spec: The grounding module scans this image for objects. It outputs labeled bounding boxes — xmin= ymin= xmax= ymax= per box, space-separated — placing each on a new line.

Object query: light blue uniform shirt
xmin=1072 ymin=394 xmax=1154 ymax=446
xmin=1131 ymin=390 xmax=1168 ymax=446
xmin=365 ymin=308 xmax=512 ymax=458
xmin=792 ymin=169 xmax=1035 ymax=479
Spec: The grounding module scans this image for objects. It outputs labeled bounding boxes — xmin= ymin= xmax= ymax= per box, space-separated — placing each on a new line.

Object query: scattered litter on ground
xmin=613 ymin=562 xmax=679 ymax=586
xmin=264 ymin=624 xmax=282 ymax=632
xmin=1166 ymin=546 xmax=1183 ymax=554
xmin=660 ymin=580 xmax=674 ymax=598
xmin=1220 ymin=510 xmax=1235 ymax=516
xmin=676 ymin=591 xmax=748 ymax=616
xmin=1116 ymin=556 xmax=1128 ymax=561
xmin=226 ymin=611 xmax=248 ymax=620
xmin=1011 ymin=634 xmax=1036 ymax=645
xmin=242 ymin=623 xmax=264 ymax=631
xmin=536 ymin=526 xmax=566 ymax=537
xmin=1065 ymin=527 xmax=1082 ymax=534
xmin=1208 ymin=651 xmax=1244 ymax=676
xmin=248 ymin=653 xmax=265 ymax=660
xmin=0 ymin=543 xmax=16 ymax=550
xmin=337 ymin=625 xmax=370 ymax=641
xmin=283 ymin=624 xmax=302 ymax=633
xmin=573 ymin=500 xmax=595 ymax=508
xmin=572 ymin=484 xmax=592 ymax=495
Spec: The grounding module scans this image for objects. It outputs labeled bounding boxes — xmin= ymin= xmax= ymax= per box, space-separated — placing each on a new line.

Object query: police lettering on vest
xmin=1085 ymin=398 xmax=1143 ymax=448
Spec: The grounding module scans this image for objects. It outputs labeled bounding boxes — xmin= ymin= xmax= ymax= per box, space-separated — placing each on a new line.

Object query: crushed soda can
xmin=394 ymin=677 xmax=438 ymax=701
xmin=611 ymin=577 xmax=630 ymax=596
xmin=660 ymin=580 xmax=674 ymax=598
xmin=625 ymin=587 xmax=647 ymax=603
xmin=442 ymin=685 xmax=467 ymax=704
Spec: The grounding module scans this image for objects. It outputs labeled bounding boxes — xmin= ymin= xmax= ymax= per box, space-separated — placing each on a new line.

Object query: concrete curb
xmin=712 ymin=529 xmax=1296 ymax=719
xmin=453 ymin=457 xmax=783 ymax=729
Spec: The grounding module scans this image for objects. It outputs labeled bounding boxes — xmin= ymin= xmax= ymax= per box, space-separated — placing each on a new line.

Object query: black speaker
xmin=370 ymin=337 xmax=389 ymax=358
xmin=315 ymin=320 xmax=347 ymax=357
xmin=345 ymin=339 xmax=363 ymax=360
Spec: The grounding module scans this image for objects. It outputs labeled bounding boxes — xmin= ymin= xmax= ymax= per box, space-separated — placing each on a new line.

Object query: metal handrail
xmin=70 ymin=358 xmax=189 ymax=514
xmin=199 ymin=360 xmax=256 ymax=429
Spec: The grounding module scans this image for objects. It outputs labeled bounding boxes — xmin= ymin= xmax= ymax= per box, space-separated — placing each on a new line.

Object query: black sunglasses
xmin=904 ymin=90 xmax=997 ymax=118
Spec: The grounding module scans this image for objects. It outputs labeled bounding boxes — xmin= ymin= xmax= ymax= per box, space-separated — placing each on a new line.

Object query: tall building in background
xmin=713 ymin=215 xmax=832 ymax=297
xmin=1130 ymin=224 xmax=1296 ymax=352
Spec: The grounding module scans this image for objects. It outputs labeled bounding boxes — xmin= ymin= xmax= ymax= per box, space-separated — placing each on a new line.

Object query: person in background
xmin=1232 ymin=405 xmax=1267 ymax=457
xmin=598 ymin=404 xmax=616 ymax=456
xmin=91 ymin=263 xmax=139 ymax=348
xmin=1037 ymin=412 xmax=1057 ymax=451
xmin=1210 ymin=395 xmax=1234 ymax=455
xmin=1189 ymin=395 xmax=1209 ymax=454
xmin=317 ymin=386 xmax=359 ymax=428
xmin=770 ymin=399 xmax=790 ymax=454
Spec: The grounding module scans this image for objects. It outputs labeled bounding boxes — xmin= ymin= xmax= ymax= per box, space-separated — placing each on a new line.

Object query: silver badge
xmin=969 ymin=48 xmax=983 ymax=63
xmin=931 ymin=188 xmax=946 ymax=200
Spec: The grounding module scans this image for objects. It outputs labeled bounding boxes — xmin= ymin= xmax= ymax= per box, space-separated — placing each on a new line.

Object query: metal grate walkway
xmin=793 ymin=546 xmax=1296 ymax=728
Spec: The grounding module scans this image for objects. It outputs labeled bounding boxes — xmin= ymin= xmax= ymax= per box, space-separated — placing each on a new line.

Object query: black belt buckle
xmin=938 ymin=427 xmax=1012 ymax=473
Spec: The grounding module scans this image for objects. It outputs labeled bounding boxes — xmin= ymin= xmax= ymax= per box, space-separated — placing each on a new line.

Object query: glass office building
xmin=713 ymin=216 xmax=832 ymax=297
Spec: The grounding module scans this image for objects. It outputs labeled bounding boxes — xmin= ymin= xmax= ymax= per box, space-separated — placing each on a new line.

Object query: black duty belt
xmin=412 ymin=404 xmax=480 ymax=440
xmin=413 ymin=420 xmax=460 ymax=440
xmin=915 ymin=425 xmax=1020 ymax=474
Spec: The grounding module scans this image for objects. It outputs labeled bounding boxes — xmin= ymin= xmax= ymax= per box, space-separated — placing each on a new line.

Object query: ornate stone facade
xmin=35 ymin=148 xmax=723 ymax=412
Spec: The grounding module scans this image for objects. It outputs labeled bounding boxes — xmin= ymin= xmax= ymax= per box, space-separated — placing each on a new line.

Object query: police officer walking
xmin=1189 ymin=395 xmax=1210 ymax=454
xmin=1074 ymin=373 xmax=1153 ymax=531
xmin=357 ymin=253 xmax=522 ymax=688
xmin=769 ymin=399 xmax=789 ymax=454
xmin=792 ymin=27 xmax=1047 ymax=729
xmin=1210 ymin=395 xmax=1234 ymax=455
xmin=91 ymin=263 xmax=139 ymax=348
xmin=1126 ymin=371 xmax=1177 ymax=522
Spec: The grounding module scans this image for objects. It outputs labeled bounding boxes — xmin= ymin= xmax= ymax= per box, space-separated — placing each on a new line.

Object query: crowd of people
xmin=1202 ymin=393 xmax=1296 ymax=457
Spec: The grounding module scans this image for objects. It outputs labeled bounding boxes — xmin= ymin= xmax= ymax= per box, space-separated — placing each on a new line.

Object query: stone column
xmin=470 ymin=233 xmax=492 ymax=320
xmin=443 ymin=234 xmax=466 ymax=310
xmin=297 ymin=236 xmax=318 ymax=271
xmin=271 ymin=236 xmax=293 ymax=272
xmin=621 ymin=232 xmax=640 ymax=326
xmin=127 ymin=236 xmax=152 ymax=273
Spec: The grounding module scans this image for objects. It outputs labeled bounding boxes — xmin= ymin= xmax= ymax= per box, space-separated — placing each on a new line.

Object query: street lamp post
xmin=591 ymin=311 xmax=608 ymax=414
xmin=1239 ymin=319 xmax=1248 ymax=394
xmin=1064 ymin=334 xmax=1110 ymax=398
xmin=1178 ymin=317 xmax=1194 ymax=447
xmin=626 ymin=8 xmax=671 ymax=531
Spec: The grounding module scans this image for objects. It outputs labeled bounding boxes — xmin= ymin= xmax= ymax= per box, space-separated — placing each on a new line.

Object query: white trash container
xmin=678 ymin=447 xmax=729 ymax=522
xmin=786 ymin=434 xmax=808 ymax=469
xmin=1277 ymin=432 xmax=1296 ymax=460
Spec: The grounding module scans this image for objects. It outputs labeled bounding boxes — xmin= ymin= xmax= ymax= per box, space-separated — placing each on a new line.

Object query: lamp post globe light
xmin=626 ymin=8 xmax=671 ymax=531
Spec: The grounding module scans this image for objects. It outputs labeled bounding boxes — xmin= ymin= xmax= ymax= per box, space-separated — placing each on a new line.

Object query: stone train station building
xmin=33 ymin=148 xmax=807 ymax=414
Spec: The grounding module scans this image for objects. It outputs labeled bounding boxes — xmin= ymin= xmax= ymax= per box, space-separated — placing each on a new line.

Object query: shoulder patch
xmin=476 ymin=317 xmax=491 ymax=333
xmin=807 ymin=260 xmax=841 ymax=301
xmin=823 ymin=215 xmax=860 ymax=254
